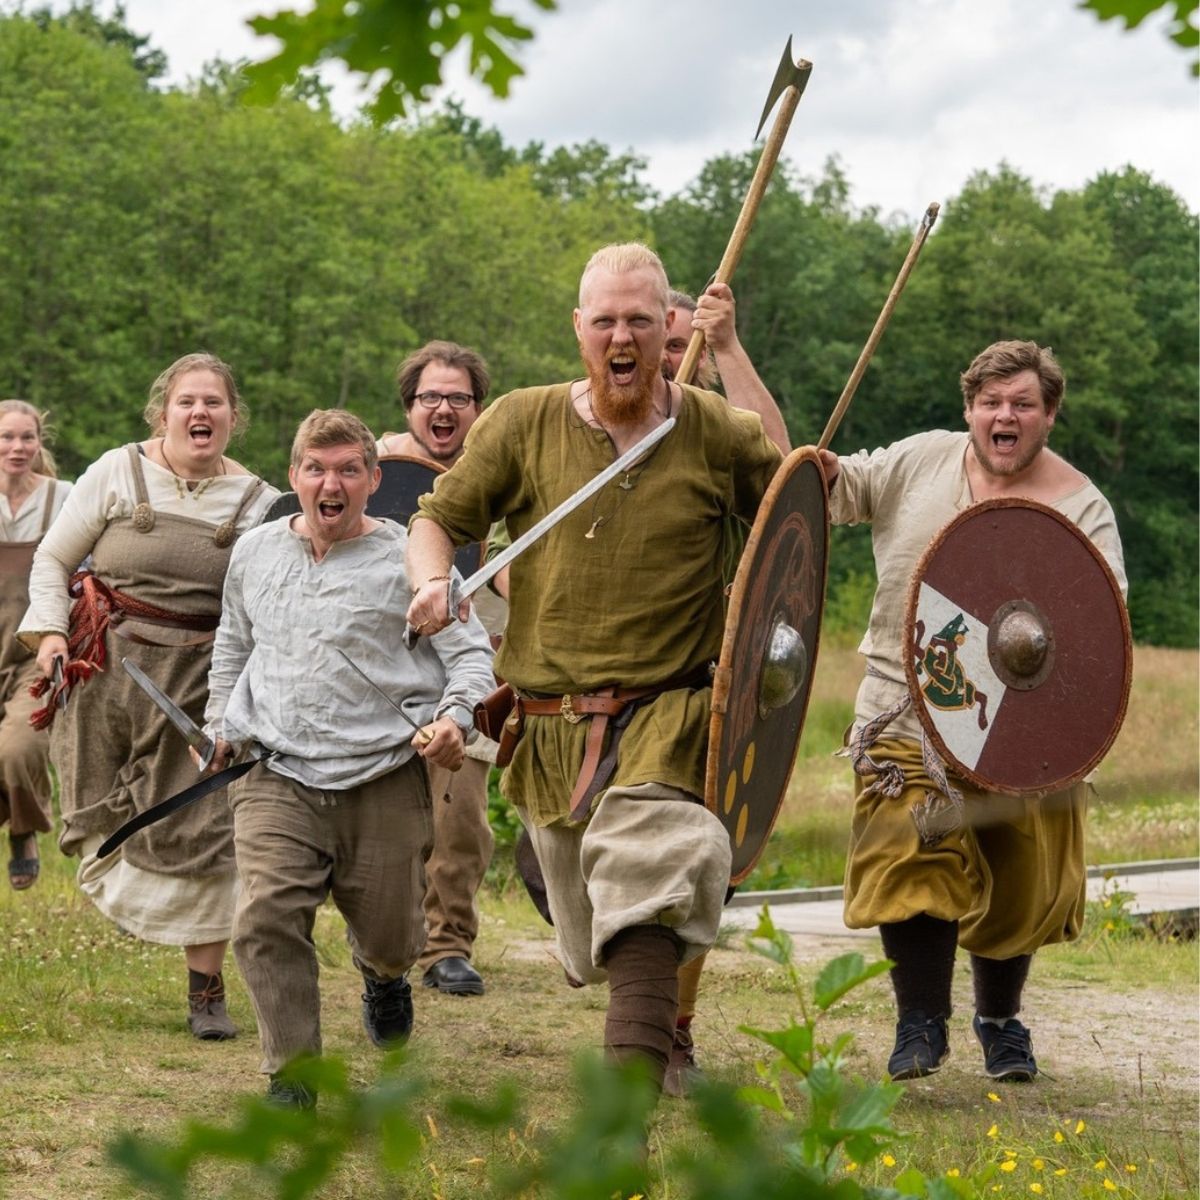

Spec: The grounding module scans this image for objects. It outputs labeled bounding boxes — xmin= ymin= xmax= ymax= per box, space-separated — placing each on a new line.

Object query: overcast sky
xmin=101 ymin=1 xmax=1200 ymax=220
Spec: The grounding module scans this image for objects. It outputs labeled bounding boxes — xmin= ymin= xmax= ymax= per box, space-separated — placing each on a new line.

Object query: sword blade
xmin=52 ymin=654 xmax=67 ymax=710
xmin=121 ymin=657 xmax=215 ymax=772
xmin=334 ymin=649 xmax=421 ymax=735
xmin=404 ymin=416 xmax=676 ymax=648
xmin=460 ymin=415 xmax=676 ymax=600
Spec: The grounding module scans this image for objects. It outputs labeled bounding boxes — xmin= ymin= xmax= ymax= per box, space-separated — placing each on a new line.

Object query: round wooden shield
xmin=705 ymin=447 xmax=829 ymax=883
xmin=904 ymin=498 xmax=1131 ymax=795
xmin=260 ymin=455 xmax=483 ymax=577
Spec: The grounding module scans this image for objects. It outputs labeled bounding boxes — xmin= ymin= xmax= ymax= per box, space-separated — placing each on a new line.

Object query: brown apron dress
xmin=53 ymin=447 xmax=264 ymax=877
xmin=0 ymin=480 xmax=61 ymax=834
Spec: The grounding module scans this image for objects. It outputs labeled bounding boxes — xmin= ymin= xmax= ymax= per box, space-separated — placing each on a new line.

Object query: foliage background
xmin=0 ymin=7 xmax=1196 ymax=645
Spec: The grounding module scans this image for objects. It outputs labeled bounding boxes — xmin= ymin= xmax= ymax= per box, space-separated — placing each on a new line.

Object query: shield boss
xmin=904 ymin=497 xmax=1131 ymax=794
xmin=706 ymin=448 xmax=828 ymax=883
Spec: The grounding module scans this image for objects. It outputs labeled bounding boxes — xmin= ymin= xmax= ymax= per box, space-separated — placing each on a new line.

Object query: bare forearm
xmin=407 ymin=517 xmax=455 ymax=588
xmin=715 ymin=341 xmax=791 ymax=453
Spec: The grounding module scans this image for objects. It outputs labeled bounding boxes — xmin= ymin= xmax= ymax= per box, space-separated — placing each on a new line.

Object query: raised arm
xmin=694 ymin=283 xmax=791 ymax=454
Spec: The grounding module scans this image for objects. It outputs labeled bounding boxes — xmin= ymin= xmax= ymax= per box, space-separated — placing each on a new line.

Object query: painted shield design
xmin=705 ymin=447 xmax=829 ymax=883
xmin=904 ymin=497 xmax=1131 ymax=795
xmin=260 ymin=456 xmax=484 ymax=577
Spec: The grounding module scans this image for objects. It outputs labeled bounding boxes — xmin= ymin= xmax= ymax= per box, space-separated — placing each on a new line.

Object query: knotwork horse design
xmin=912 ymin=612 xmax=989 ymax=731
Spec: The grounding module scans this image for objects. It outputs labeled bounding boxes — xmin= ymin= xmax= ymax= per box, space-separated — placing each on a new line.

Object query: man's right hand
xmin=190 ymin=739 xmax=236 ymax=774
xmin=36 ymin=634 xmax=68 ymax=679
xmin=405 ymin=578 xmax=471 ymax=638
xmin=814 ymin=448 xmax=840 ymax=487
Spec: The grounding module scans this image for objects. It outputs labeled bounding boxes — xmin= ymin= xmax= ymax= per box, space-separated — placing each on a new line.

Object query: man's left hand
xmin=693 ymin=282 xmax=738 ymax=352
xmin=413 ymin=717 xmax=465 ymax=771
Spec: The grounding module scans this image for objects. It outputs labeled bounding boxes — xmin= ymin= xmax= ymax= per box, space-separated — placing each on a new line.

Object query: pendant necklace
xmin=581 ymin=385 xmax=672 ymax=540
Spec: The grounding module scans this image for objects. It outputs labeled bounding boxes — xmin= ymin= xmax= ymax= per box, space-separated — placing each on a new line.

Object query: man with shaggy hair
xmin=814 ymin=340 xmax=1127 ymax=1084
xmin=407 ymin=243 xmax=781 ymax=1095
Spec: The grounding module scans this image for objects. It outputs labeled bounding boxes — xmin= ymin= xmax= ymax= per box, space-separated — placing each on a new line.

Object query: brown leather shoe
xmin=188 ymin=972 xmax=238 ymax=1041
xmin=663 ymin=1024 xmax=702 ymax=1098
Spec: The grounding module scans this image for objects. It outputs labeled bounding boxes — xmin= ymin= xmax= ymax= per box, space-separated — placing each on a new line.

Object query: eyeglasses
xmin=414 ymin=391 xmax=475 ymax=410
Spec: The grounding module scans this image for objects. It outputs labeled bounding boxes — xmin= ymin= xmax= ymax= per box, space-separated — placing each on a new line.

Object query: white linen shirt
xmin=205 ymin=516 xmax=495 ymax=790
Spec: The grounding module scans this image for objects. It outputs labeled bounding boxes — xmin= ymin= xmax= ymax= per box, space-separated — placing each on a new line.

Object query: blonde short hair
xmin=579 ymin=242 xmax=669 ymax=314
xmin=290 ymin=409 xmax=378 ymax=472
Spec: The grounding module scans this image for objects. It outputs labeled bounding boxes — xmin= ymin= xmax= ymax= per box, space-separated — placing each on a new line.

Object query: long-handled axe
xmin=673 ymin=37 xmax=812 ymax=387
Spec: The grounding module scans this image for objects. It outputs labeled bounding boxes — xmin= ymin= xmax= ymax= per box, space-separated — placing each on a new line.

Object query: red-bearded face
xmin=573 ymin=266 xmax=670 ymax=428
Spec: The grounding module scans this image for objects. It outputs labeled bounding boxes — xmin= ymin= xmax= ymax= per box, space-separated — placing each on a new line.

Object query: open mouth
xmin=609 ymin=355 xmax=638 ymax=385
xmin=189 ymin=422 xmax=214 ymax=446
xmin=992 ymin=432 xmax=1018 ymax=452
xmin=429 ymin=416 xmax=457 ymax=445
xmin=317 ymin=499 xmax=345 ymax=521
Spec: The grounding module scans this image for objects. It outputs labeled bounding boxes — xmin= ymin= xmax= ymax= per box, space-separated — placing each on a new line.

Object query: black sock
xmin=879 ymin=914 xmax=958 ymax=1019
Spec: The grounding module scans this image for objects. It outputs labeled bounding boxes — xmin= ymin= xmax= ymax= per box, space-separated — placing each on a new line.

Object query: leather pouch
xmin=473 ymin=682 xmax=515 ymax=741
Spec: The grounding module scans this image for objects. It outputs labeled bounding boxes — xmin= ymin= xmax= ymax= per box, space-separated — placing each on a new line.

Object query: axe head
xmin=755 ymin=35 xmax=813 ymax=141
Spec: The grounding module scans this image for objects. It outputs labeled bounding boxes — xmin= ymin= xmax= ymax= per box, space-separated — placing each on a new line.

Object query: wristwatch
xmin=440 ymin=704 xmax=476 ymax=739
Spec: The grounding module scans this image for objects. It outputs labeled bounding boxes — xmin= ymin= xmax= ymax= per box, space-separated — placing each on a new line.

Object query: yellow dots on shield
xmin=735 ymin=803 xmax=749 ymax=848
xmin=724 ymin=771 xmax=737 ymax=815
xmin=742 ymin=742 xmax=756 ymax=784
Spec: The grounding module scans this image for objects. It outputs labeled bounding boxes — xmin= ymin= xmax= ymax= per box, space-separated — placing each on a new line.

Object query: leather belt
xmin=517 ymin=666 xmax=710 ymax=821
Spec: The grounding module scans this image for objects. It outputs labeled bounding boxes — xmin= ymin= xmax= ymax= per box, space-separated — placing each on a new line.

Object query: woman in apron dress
xmin=0 ymin=400 xmax=70 ymax=889
xmin=18 ymin=355 xmax=278 ymax=1040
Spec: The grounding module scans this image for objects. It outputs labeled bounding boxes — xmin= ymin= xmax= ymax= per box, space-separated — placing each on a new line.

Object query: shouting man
xmin=406 ymin=242 xmax=781 ymax=1097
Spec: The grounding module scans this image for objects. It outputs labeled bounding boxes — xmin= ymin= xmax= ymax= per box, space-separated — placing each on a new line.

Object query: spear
xmin=673 ymin=36 xmax=812 ymax=387
xmin=816 ymin=202 xmax=940 ymax=450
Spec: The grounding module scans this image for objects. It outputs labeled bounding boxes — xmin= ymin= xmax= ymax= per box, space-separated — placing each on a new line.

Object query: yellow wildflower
xmin=1095 ymin=1160 xmax=1108 ymax=1171
xmin=988 ymin=1091 xmax=1002 ymax=1102
xmin=1005 ymin=1150 xmax=1018 ymax=1159
xmin=1075 ymin=1120 xmax=1086 ymax=1134
xmin=1054 ymin=1169 xmax=1068 ymax=1177
xmin=988 ymin=1124 xmax=1000 ymax=1138
xmin=1124 ymin=1165 xmax=1137 ymax=1173
xmin=1030 ymin=1185 xmax=1044 ymax=1195
xmin=1104 ymin=921 xmax=1116 ymax=932
xmin=846 ymin=1162 xmax=859 ymax=1173
xmin=883 ymin=1154 xmax=897 ymax=1167
xmin=1001 ymin=1161 xmax=1018 ymax=1173
xmin=947 ymin=1169 xmax=961 ymax=1178
xmin=1103 ymin=1180 xmax=1118 ymax=1192
xmin=1032 ymin=1159 xmax=1044 ymax=1170
xmin=1053 ymin=1131 xmax=1065 ymax=1144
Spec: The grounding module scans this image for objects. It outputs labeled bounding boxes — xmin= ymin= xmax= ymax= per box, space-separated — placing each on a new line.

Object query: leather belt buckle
xmin=559 ymin=694 xmax=583 ymax=724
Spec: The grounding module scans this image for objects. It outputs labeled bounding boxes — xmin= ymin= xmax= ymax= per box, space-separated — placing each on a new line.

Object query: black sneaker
xmin=887 ymin=1010 xmax=950 ymax=1080
xmin=362 ymin=973 xmax=414 ymax=1048
xmin=265 ymin=1075 xmax=317 ymax=1110
xmin=973 ymin=1015 xmax=1038 ymax=1081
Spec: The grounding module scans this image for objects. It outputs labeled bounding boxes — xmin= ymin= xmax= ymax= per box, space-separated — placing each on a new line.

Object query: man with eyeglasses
xmin=377 ymin=341 xmax=501 ymax=999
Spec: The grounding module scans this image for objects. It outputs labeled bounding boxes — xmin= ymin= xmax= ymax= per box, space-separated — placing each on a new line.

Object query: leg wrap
xmin=971 ymin=952 xmax=1032 ymax=1019
xmin=603 ymin=925 xmax=682 ymax=1087
xmin=879 ymin=913 xmax=959 ymax=1018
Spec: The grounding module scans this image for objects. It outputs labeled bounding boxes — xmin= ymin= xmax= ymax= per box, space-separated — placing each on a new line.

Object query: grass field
xmin=0 ymin=646 xmax=1195 ymax=1199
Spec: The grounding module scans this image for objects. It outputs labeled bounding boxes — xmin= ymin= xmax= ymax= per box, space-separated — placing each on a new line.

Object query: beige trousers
xmin=418 ymin=757 xmax=495 ymax=970
xmin=844 ymin=737 xmax=1089 ymax=959
xmin=230 ymin=758 xmax=433 ymax=1074
xmin=522 ymin=782 xmax=730 ymax=986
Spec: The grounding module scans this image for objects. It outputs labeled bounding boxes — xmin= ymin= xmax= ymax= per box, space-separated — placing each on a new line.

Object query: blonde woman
xmin=0 ymin=400 xmax=70 ymax=889
xmin=18 ymin=354 xmax=278 ymax=1040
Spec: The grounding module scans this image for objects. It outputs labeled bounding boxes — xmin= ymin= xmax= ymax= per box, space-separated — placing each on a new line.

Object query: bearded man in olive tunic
xmin=406 ymin=242 xmax=781 ymax=1091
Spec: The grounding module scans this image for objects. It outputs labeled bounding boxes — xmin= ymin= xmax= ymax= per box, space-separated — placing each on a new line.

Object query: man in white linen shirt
xmin=202 ymin=409 xmax=494 ymax=1109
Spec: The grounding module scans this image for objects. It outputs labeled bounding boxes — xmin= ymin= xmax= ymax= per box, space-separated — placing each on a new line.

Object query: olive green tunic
xmin=416 ymin=383 xmax=781 ymax=825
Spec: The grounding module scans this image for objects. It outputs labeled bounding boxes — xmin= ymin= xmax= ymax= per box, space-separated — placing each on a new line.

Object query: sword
xmin=334 ymin=649 xmax=432 ymax=745
xmin=403 ymin=415 xmax=677 ymax=647
xmin=122 ymin=658 xmax=215 ymax=771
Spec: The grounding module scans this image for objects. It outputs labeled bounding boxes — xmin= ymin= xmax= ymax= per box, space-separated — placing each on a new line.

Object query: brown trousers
xmin=0 ymin=660 xmax=53 ymax=835
xmin=230 ymin=758 xmax=433 ymax=1074
xmin=418 ymin=757 xmax=494 ymax=971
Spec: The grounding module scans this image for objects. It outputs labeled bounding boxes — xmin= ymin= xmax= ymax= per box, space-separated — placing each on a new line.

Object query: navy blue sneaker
xmin=888 ymin=1010 xmax=950 ymax=1080
xmin=973 ymin=1015 xmax=1037 ymax=1081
